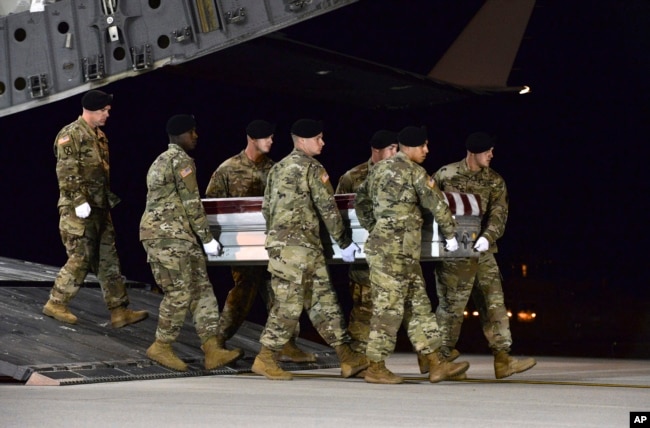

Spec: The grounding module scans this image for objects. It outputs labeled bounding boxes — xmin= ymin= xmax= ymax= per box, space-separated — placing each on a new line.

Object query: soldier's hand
xmin=473 ymin=237 xmax=489 ymax=252
xmin=75 ymin=202 xmax=91 ymax=219
xmin=203 ymin=239 xmax=222 ymax=256
xmin=341 ymin=243 xmax=360 ymax=263
xmin=444 ymin=237 xmax=459 ymax=252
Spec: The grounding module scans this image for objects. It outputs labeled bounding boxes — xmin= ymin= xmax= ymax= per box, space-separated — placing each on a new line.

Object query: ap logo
xmin=631 ymin=412 xmax=650 ymax=426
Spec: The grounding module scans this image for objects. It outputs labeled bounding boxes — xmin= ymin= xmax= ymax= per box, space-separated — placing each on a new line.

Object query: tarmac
xmin=2 ymin=353 xmax=649 ymax=428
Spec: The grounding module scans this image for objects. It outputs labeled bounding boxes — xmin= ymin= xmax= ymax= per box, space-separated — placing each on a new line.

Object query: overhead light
xmin=316 ymin=70 xmax=331 ymax=75
xmin=519 ymin=85 xmax=531 ymax=94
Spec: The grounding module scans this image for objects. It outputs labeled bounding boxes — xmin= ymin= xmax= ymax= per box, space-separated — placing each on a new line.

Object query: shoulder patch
xmin=427 ymin=175 xmax=436 ymax=189
xmin=320 ymin=172 xmax=330 ymax=184
xmin=180 ymin=166 xmax=193 ymax=178
xmin=58 ymin=135 xmax=71 ymax=145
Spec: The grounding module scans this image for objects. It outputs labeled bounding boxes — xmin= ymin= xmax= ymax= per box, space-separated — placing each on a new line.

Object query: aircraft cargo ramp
xmin=0 ymin=257 xmax=337 ymax=386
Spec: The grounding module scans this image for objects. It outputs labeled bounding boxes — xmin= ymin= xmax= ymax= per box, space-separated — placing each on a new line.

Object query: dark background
xmin=1 ymin=0 xmax=649 ymax=357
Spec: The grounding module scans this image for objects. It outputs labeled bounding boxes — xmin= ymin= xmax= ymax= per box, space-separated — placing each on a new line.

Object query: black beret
xmin=81 ymin=90 xmax=113 ymax=111
xmin=370 ymin=130 xmax=398 ymax=149
xmin=398 ymin=126 xmax=428 ymax=147
xmin=166 ymin=114 xmax=196 ymax=136
xmin=291 ymin=119 xmax=323 ymax=138
xmin=465 ymin=132 xmax=496 ymax=153
xmin=246 ymin=120 xmax=275 ymax=139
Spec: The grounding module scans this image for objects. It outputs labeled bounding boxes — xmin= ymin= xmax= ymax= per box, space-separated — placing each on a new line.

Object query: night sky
xmin=1 ymin=0 xmax=649 ymax=304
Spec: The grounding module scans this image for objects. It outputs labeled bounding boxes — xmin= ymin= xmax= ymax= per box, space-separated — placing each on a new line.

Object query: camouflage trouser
xmin=50 ymin=205 xmax=128 ymax=310
xmin=142 ymin=239 xmax=219 ymax=344
xmin=365 ymin=252 xmax=442 ymax=363
xmin=347 ymin=264 xmax=372 ymax=353
xmin=217 ymin=266 xmax=300 ymax=340
xmin=259 ymin=246 xmax=350 ymax=351
xmin=435 ymin=252 xmax=512 ymax=353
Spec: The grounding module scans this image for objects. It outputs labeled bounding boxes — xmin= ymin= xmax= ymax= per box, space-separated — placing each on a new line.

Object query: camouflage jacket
xmin=433 ymin=158 xmax=508 ymax=252
xmin=355 ymin=151 xmax=456 ymax=259
xmin=335 ymin=158 xmax=372 ymax=194
xmin=205 ymin=150 xmax=274 ymax=198
xmin=139 ymin=143 xmax=213 ymax=245
xmin=53 ymin=116 xmax=120 ymax=209
xmin=263 ymin=148 xmax=352 ymax=251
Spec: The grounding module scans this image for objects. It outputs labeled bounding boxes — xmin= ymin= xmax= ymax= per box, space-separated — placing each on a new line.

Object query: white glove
xmin=341 ymin=243 xmax=360 ymax=263
xmin=473 ymin=237 xmax=489 ymax=252
xmin=203 ymin=239 xmax=222 ymax=256
xmin=75 ymin=202 xmax=91 ymax=219
xmin=444 ymin=237 xmax=459 ymax=252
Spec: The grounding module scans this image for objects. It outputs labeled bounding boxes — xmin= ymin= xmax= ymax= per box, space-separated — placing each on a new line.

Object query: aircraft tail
xmin=428 ymin=0 xmax=536 ymax=92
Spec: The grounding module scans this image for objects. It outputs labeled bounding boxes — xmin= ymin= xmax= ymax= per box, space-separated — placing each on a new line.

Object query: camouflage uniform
xmin=433 ymin=158 xmax=512 ymax=353
xmin=140 ymin=144 xmax=219 ymax=343
xmin=205 ymin=150 xmax=279 ymax=340
xmin=335 ymin=159 xmax=373 ymax=353
xmin=49 ymin=116 xmax=129 ymax=309
xmin=260 ymin=148 xmax=353 ymax=351
xmin=355 ymin=151 xmax=457 ymax=363
xmin=205 ymin=150 xmax=272 ymax=198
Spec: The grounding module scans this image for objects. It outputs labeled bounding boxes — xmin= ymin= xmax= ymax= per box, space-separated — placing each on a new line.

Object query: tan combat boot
xmin=427 ymin=350 xmax=470 ymax=383
xmin=201 ymin=336 xmax=243 ymax=370
xmin=146 ymin=340 xmax=188 ymax=372
xmin=334 ymin=344 xmax=370 ymax=378
xmin=417 ymin=348 xmax=460 ymax=374
xmin=252 ymin=346 xmax=293 ymax=380
xmin=215 ymin=334 xmax=226 ymax=349
xmin=110 ymin=306 xmax=148 ymax=328
xmin=43 ymin=300 xmax=78 ymax=324
xmin=445 ymin=348 xmax=460 ymax=362
xmin=417 ymin=352 xmax=429 ymax=374
xmin=494 ymin=350 xmax=537 ymax=379
xmin=364 ymin=361 xmax=404 ymax=384
xmin=444 ymin=349 xmax=467 ymax=379
xmin=276 ymin=337 xmax=317 ymax=363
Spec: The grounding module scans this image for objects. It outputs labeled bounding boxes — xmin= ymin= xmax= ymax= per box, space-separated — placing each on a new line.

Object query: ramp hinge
xmin=288 ymin=0 xmax=312 ymax=12
xmin=82 ymin=55 xmax=106 ymax=81
xmin=172 ymin=27 xmax=193 ymax=43
xmin=225 ymin=8 xmax=246 ymax=24
xmin=130 ymin=44 xmax=153 ymax=70
xmin=28 ymin=74 xmax=49 ymax=98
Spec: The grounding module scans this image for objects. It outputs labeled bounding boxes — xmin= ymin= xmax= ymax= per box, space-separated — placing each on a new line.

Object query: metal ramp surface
xmin=0 ymin=259 xmax=339 ymax=386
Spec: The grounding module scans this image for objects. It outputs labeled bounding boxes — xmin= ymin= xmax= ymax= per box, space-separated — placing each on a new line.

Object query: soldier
xmin=433 ymin=131 xmax=536 ymax=379
xmin=140 ymin=114 xmax=242 ymax=372
xmin=354 ymin=125 xmax=469 ymax=384
xmin=252 ymin=118 xmax=367 ymax=381
xmin=335 ymin=130 xmax=398 ymax=353
xmin=43 ymin=90 xmax=148 ymax=328
xmin=205 ymin=119 xmax=314 ymax=363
